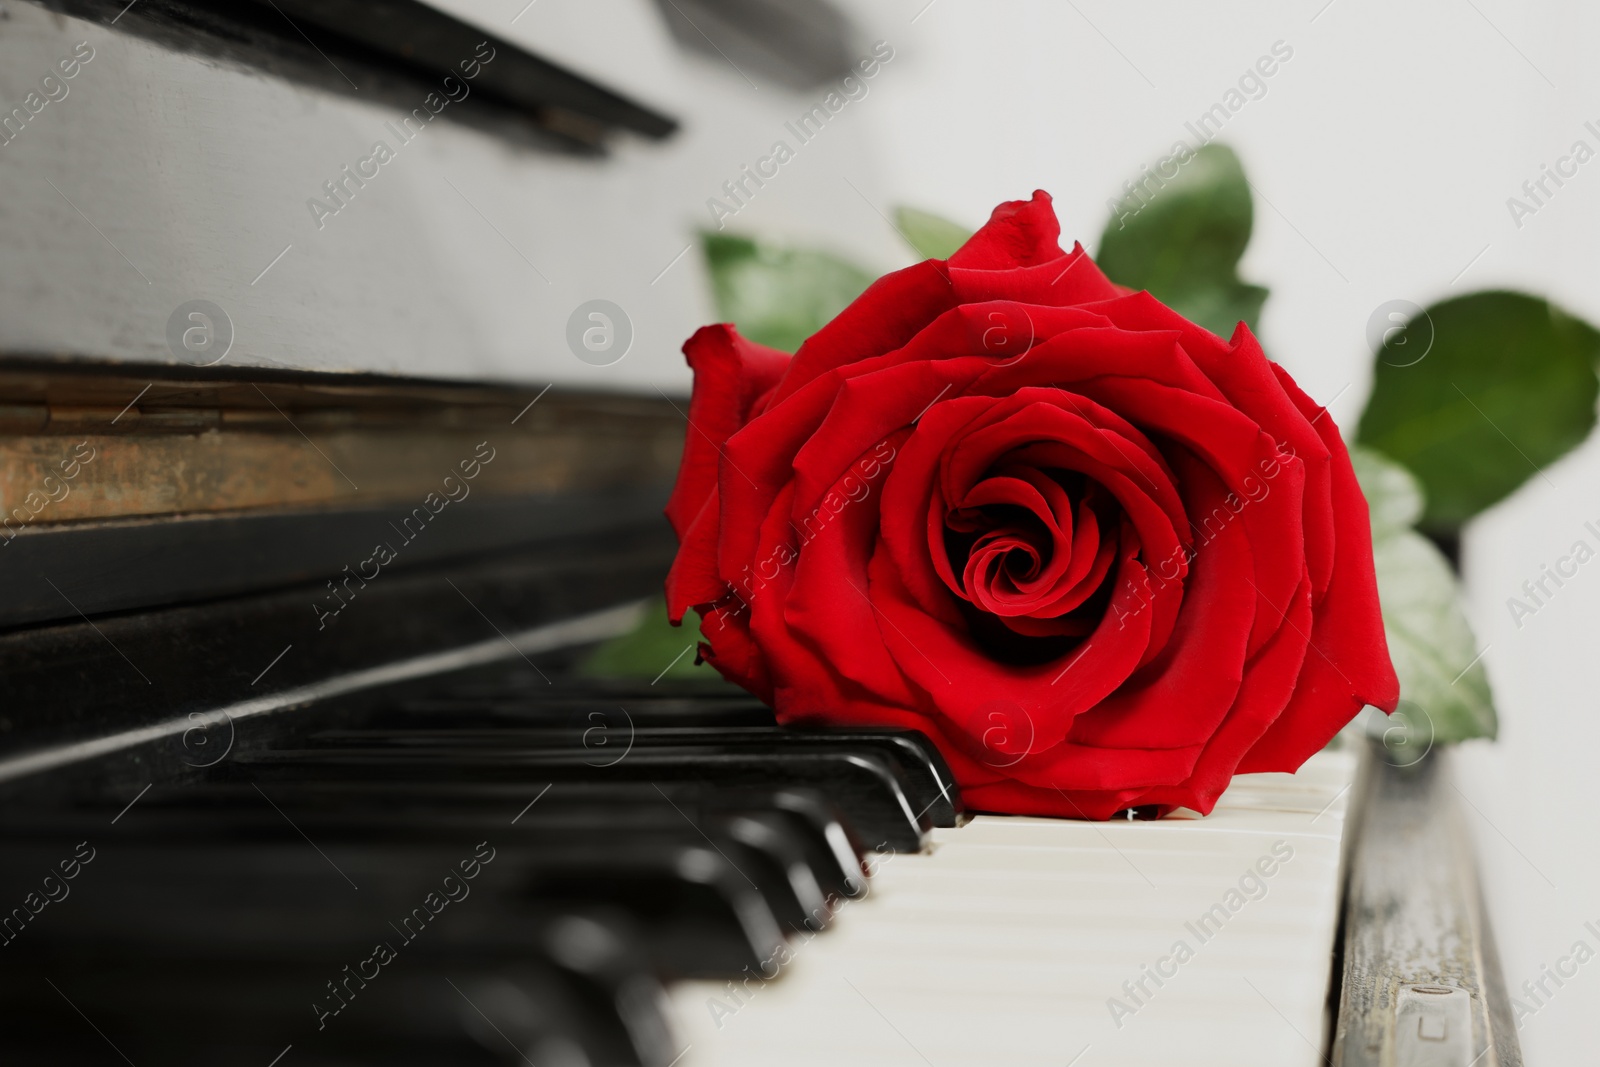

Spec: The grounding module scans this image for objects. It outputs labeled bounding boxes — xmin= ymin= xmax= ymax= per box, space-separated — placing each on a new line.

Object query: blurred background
xmin=2 ymin=0 xmax=1593 ymax=1059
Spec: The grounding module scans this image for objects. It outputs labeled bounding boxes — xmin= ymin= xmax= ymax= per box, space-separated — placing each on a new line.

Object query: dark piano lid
xmin=39 ymin=0 xmax=679 ymax=151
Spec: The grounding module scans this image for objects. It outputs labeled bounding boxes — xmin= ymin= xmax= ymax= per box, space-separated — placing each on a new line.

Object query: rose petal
xmin=767 ymin=261 xmax=956 ymax=408
xmin=781 ymin=435 xmax=921 ymax=707
xmin=869 ymin=535 xmax=1157 ymax=752
xmin=665 ymin=482 xmax=727 ymax=621
xmin=1237 ymin=369 xmax=1400 ymax=771
xmin=947 ymin=190 xmax=1067 ymax=270
xmin=1096 ymin=292 xmax=1338 ymax=603
xmin=664 ymin=325 xmax=791 ymax=542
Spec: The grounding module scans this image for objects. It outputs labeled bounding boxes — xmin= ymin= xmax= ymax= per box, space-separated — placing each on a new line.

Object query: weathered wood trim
xmin=0 ymin=362 xmax=686 ymax=523
xmin=1331 ymin=742 xmax=1522 ymax=1066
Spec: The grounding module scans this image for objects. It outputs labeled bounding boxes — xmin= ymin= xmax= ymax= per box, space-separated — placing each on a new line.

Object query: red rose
xmin=664 ymin=191 xmax=1398 ymax=819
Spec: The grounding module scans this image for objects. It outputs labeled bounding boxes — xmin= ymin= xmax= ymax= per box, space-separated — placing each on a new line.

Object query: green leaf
xmin=1094 ymin=142 xmax=1268 ymax=338
xmin=577 ymin=600 xmax=715 ymax=681
xmin=893 ymin=206 xmax=973 ymax=260
xmin=1351 ymin=443 xmax=1424 ymax=534
xmin=700 ymin=233 xmax=876 ymax=353
xmin=1351 ymin=446 xmax=1497 ymax=744
xmin=1356 ymin=291 xmax=1600 ymax=530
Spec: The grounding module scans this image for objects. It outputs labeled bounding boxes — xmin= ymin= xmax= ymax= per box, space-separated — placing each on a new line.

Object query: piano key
xmin=664 ymin=749 xmax=1360 ymax=1067
xmin=203 ymin=777 xmax=871 ymax=904
xmin=383 ymin=673 xmax=768 ymax=719
xmin=720 ymin=808 xmax=832 ymax=932
xmin=410 ymin=672 xmax=758 ymax=702
xmin=375 ymin=694 xmax=777 ymax=730
xmin=232 ymin=745 xmax=931 ymax=852
xmin=29 ymin=774 xmax=869 ymax=907
xmin=157 ymin=794 xmax=831 ymax=935
xmin=0 ymin=816 xmax=788 ymax=980
xmin=129 ymin=778 xmax=842 ymax=933
xmin=1 ymin=920 xmax=677 ymax=1067
xmin=305 ymin=725 xmax=963 ymax=827
xmin=707 ymin=787 xmax=869 ymax=903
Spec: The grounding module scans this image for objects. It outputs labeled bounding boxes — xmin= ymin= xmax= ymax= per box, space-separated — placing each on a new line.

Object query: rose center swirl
xmin=940 ymin=464 xmax=1126 ymax=659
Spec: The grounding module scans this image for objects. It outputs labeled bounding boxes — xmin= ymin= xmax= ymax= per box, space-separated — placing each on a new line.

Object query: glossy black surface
xmin=0 ymin=642 xmax=958 ymax=1065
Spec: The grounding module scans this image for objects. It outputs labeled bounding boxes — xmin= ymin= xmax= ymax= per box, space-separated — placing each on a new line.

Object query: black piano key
xmin=310 ymin=724 xmax=964 ymax=828
xmin=170 ymin=777 xmax=871 ymax=903
xmin=719 ymin=807 xmax=831 ymax=932
xmin=0 ymin=932 xmax=675 ymax=1067
xmin=534 ymin=781 xmax=869 ymax=903
xmin=25 ymin=773 xmax=868 ymax=908
xmin=89 ymin=780 xmax=837 ymax=934
xmin=739 ymin=787 xmax=869 ymax=900
xmin=379 ymin=694 xmax=777 ymax=730
xmin=419 ymin=673 xmax=756 ymax=703
xmin=231 ymin=746 xmax=930 ymax=852
xmin=0 ymin=818 xmax=785 ymax=980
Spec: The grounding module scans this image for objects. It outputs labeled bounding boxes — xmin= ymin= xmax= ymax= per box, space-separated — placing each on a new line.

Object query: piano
xmin=0 ymin=2 xmax=1522 ymax=1064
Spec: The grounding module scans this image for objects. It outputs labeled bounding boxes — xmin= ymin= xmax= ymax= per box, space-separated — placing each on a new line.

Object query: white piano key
xmin=668 ymin=748 xmax=1358 ymax=1067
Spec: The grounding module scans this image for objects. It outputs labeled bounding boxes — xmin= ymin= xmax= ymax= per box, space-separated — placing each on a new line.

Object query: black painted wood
xmin=0 ymin=523 xmax=677 ymax=797
xmin=1 ymin=488 xmax=670 ymax=629
xmin=40 ymin=0 xmax=677 ymax=149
